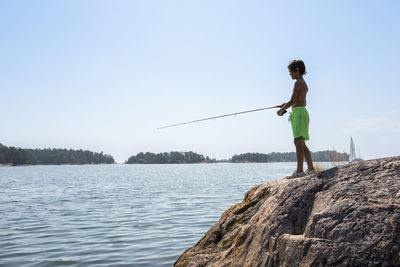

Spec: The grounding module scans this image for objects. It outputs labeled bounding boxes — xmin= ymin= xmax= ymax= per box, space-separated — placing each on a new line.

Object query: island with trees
xmin=25 ymin=148 xmax=115 ymax=165
xmin=0 ymin=143 xmax=115 ymax=166
xmin=125 ymin=150 xmax=349 ymax=164
xmin=125 ymin=151 xmax=216 ymax=164
xmin=0 ymin=143 xmax=30 ymax=166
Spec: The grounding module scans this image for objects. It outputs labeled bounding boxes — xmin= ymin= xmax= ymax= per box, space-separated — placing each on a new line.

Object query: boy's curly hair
xmin=288 ymin=60 xmax=306 ymax=75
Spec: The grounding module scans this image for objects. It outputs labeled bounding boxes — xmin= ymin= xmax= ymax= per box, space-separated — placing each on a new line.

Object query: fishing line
xmin=157 ymin=105 xmax=286 ymax=130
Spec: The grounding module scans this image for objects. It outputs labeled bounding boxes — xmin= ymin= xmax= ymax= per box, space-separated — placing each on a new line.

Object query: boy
xmin=277 ymin=60 xmax=315 ymax=178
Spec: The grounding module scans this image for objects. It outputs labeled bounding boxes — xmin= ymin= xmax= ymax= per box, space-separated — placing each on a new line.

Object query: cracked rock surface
xmin=174 ymin=157 xmax=400 ymax=266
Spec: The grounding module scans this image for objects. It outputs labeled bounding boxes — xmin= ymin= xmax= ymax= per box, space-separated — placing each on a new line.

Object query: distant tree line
xmin=0 ymin=143 xmax=30 ymax=166
xmin=0 ymin=142 xmax=350 ymax=166
xmin=230 ymin=150 xmax=349 ymax=163
xmin=126 ymin=151 xmax=216 ymax=164
xmin=25 ymin=148 xmax=115 ymax=165
xmin=0 ymin=143 xmax=114 ymax=166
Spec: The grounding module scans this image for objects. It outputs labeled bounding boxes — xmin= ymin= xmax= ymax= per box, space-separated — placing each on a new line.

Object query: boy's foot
xmin=306 ymin=169 xmax=317 ymax=176
xmin=285 ymin=171 xmax=305 ymax=179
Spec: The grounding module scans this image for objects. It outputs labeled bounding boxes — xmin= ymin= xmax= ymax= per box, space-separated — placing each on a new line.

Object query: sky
xmin=1 ymin=0 xmax=399 ymax=163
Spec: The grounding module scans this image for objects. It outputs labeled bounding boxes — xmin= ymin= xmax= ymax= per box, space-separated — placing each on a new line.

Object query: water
xmin=0 ymin=163 xmax=297 ymax=266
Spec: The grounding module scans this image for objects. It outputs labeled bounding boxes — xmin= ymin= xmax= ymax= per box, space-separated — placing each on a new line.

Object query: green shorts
xmin=290 ymin=107 xmax=310 ymax=140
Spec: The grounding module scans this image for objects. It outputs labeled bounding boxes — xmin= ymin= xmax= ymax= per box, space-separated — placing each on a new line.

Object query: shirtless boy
xmin=277 ymin=60 xmax=315 ymax=178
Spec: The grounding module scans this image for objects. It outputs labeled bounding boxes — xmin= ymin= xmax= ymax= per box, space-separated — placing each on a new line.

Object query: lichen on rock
xmin=174 ymin=156 xmax=400 ymax=266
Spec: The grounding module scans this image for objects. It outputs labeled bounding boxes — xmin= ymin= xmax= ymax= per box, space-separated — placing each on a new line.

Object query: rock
xmin=174 ymin=157 xmax=400 ymax=266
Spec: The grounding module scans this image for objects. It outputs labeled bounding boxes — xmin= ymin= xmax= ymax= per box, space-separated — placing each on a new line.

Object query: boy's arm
xmin=277 ymin=81 xmax=300 ymax=115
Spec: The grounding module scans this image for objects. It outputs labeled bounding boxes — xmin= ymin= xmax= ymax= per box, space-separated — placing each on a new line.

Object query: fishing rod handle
xmin=278 ymin=104 xmax=287 ymax=114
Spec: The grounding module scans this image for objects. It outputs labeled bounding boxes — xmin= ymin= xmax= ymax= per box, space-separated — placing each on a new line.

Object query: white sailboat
xmin=350 ymin=137 xmax=356 ymax=162
xmin=349 ymin=137 xmax=362 ymax=163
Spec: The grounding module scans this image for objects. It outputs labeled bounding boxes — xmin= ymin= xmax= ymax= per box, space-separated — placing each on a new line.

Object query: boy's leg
xmin=303 ymin=144 xmax=315 ymax=171
xmin=294 ymin=137 xmax=304 ymax=173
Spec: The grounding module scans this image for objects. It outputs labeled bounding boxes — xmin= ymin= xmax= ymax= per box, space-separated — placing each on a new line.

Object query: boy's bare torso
xmin=292 ymin=78 xmax=308 ymax=108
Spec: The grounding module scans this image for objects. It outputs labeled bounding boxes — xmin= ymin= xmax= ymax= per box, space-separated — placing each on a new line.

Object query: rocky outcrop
xmin=175 ymin=157 xmax=400 ymax=266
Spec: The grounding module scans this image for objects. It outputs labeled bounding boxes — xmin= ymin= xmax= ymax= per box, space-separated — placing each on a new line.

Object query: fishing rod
xmin=157 ymin=104 xmax=286 ymax=130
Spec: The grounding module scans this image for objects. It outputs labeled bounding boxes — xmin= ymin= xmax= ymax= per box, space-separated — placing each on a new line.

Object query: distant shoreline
xmin=0 ymin=143 xmax=115 ymax=166
xmin=0 ymin=163 xmax=116 ymax=167
xmin=0 ymin=163 xmax=13 ymax=166
xmin=0 ymin=161 xmax=351 ymax=167
xmin=125 ymin=151 xmax=349 ymax=164
xmin=1 ymin=143 xmax=350 ymax=166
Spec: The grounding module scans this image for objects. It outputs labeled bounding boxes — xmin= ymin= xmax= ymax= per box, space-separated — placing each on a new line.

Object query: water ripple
xmin=0 ymin=163 xmax=296 ymax=266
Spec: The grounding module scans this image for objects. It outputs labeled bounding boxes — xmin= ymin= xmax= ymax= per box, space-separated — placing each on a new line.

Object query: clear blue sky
xmin=1 ymin=0 xmax=399 ymax=162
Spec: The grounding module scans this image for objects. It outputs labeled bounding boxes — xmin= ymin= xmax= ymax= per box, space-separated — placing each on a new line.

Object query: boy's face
xmin=289 ymin=68 xmax=301 ymax=80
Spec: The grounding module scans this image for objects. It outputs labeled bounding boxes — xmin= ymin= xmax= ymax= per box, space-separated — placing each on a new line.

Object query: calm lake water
xmin=0 ymin=163 xmax=299 ymax=266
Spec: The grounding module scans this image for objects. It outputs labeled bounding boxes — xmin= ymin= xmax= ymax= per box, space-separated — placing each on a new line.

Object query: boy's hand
xmin=277 ymin=109 xmax=286 ymax=116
